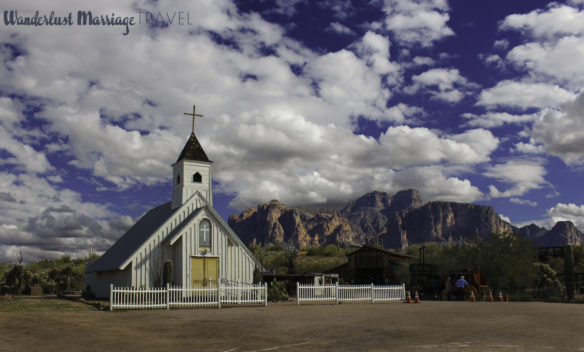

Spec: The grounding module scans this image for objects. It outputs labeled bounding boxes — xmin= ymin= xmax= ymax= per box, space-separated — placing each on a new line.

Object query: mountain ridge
xmin=228 ymin=190 xmax=583 ymax=249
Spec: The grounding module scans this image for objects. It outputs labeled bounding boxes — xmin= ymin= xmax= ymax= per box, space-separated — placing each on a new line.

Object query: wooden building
xmin=330 ymin=245 xmax=413 ymax=285
xmin=86 ymin=116 xmax=263 ymax=298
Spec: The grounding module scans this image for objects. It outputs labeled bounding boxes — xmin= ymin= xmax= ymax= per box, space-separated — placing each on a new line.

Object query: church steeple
xmin=171 ymin=105 xmax=213 ymax=209
xmin=176 ymin=132 xmax=211 ymax=163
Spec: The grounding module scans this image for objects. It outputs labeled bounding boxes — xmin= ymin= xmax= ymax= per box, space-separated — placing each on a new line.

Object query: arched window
xmin=199 ymin=219 xmax=211 ymax=248
xmin=193 ymin=172 xmax=202 ymax=183
xmin=177 ymin=174 xmax=181 ymax=184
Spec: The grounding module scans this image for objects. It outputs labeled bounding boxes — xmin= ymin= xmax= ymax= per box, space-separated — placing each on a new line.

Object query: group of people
xmin=444 ymin=275 xmax=469 ymax=300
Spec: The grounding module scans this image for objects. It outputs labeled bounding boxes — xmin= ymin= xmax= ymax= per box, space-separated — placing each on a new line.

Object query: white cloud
xmin=369 ymin=103 xmax=425 ymax=125
xmin=493 ymin=39 xmax=510 ymax=50
xmin=531 ymin=92 xmax=584 ymax=164
xmin=506 ymin=36 xmax=584 ymax=88
xmin=482 ymin=54 xmax=505 ymax=69
xmin=0 ymin=172 xmax=129 ymax=262
xmin=500 ymin=5 xmax=584 ymax=89
xmin=0 ymin=125 xmax=53 ymax=174
xmin=547 ymin=202 xmax=584 ymax=229
xmin=485 ymin=160 xmax=547 ymax=198
xmin=513 ymin=142 xmax=545 ymax=155
xmin=477 ymin=81 xmax=576 ymax=109
xmin=0 ymin=0 xmax=501 ymax=260
xmin=412 ymin=56 xmax=435 ymax=67
xmin=326 ymin=22 xmax=354 ymax=35
xmin=499 ymin=214 xmax=512 ymax=223
xmin=510 ymin=198 xmax=537 ymax=207
xmin=381 ymin=0 xmax=454 ymax=47
xmin=501 ymin=5 xmax=584 ymax=38
xmin=462 ymin=112 xmax=537 ymax=128
xmin=405 ymin=68 xmax=475 ymax=103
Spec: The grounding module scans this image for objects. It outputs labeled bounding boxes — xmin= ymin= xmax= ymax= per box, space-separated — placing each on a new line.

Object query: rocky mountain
xmin=517 ymin=221 xmax=583 ymax=247
xmin=228 ymin=200 xmax=366 ymax=248
xmin=228 ymin=190 xmax=584 ymax=249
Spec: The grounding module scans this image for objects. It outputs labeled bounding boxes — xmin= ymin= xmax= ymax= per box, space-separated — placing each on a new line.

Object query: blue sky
xmin=1 ymin=0 xmax=584 ymax=262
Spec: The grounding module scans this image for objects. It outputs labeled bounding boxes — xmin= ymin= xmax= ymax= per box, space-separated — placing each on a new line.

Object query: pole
xmin=296 ymin=282 xmax=300 ymax=305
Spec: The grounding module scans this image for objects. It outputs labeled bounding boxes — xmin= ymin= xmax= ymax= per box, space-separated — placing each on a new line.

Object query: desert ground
xmin=1 ymin=297 xmax=583 ymax=352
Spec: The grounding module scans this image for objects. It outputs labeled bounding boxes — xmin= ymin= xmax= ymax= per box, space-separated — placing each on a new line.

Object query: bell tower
xmin=171 ymin=105 xmax=213 ymax=209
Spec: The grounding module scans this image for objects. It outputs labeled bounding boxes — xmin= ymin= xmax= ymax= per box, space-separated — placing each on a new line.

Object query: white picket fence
xmin=296 ymin=282 xmax=405 ymax=305
xmin=110 ymin=283 xmax=267 ymax=310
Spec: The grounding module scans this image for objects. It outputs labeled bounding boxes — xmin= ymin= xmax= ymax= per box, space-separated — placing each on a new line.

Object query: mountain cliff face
xmin=228 ymin=200 xmax=365 ymax=248
xmin=228 ymin=190 xmax=583 ymax=249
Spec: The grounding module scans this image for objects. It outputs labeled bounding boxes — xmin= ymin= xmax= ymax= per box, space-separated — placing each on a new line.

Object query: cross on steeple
xmin=184 ymin=104 xmax=204 ymax=134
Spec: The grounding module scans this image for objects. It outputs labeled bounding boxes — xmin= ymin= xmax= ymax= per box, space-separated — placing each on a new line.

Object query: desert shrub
xmin=324 ymin=244 xmax=338 ymax=257
xmin=304 ymin=246 xmax=324 ymax=256
xmin=268 ymin=280 xmax=288 ymax=302
xmin=267 ymin=243 xmax=284 ymax=251
xmin=533 ymin=262 xmax=564 ymax=299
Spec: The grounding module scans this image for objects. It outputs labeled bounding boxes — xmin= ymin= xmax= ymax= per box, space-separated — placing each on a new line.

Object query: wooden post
xmin=238 ymin=281 xmax=242 ymax=305
xmin=109 ymin=284 xmax=113 ymax=311
xmin=296 ymin=282 xmax=300 ymax=305
xmin=264 ymin=282 xmax=268 ymax=306
xmin=371 ymin=283 xmax=375 ymax=304
xmin=217 ymin=281 xmax=221 ymax=309
xmin=335 ymin=282 xmax=339 ymax=305
xmin=166 ymin=283 xmax=170 ymax=309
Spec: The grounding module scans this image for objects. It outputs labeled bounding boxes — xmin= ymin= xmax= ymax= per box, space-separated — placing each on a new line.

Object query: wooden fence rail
xmin=297 ymin=282 xmax=405 ymax=305
xmin=110 ymin=283 xmax=268 ymax=310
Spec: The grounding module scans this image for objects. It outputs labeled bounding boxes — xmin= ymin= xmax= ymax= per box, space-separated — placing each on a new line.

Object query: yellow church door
xmin=191 ymin=257 xmax=219 ymax=287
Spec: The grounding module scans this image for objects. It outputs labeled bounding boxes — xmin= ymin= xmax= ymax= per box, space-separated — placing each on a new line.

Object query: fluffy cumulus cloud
xmin=477 ymin=81 xmax=576 ymax=109
xmin=531 ymin=93 xmax=584 ymax=164
xmin=501 ymin=5 xmax=584 ymax=39
xmin=405 ymin=68 xmax=476 ymax=103
xmin=547 ymin=203 xmax=584 ymax=229
xmin=0 ymin=172 xmax=132 ymax=263
xmin=208 ymin=110 xmax=497 ymax=209
xmin=485 ymin=160 xmax=547 ymax=198
xmin=500 ymin=4 xmax=584 ymax=88
xmin=462 ymin=112 xmax=538 ymax=128
xmin=0 ymin=0 xmax=503 ymax=261
xmin=381 ymin=0 xmax=454 ymax=47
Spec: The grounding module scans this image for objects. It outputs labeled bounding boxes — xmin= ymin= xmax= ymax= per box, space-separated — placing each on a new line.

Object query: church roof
xmin=86 ymin=202 xmax=178 ymax=273
xmin=175 ymin=133 xmax=211 ymax=163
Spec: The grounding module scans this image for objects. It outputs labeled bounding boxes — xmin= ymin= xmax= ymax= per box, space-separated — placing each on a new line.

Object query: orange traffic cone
xmin=469 ymin=290 xmax=476 ymax=302
xmin=414 ymin=290 xmax=420 ymax=303
xmin=498 ymin=290 xmax=503 ymax=302
xmin=488 ymin=289 xmax=494 ymax=302
xmin=406 ymin=291 xmax=412 ymax=303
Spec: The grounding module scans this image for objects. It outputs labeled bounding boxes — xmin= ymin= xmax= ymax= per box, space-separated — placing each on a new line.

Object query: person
xmin=455 ymin=275 xmax=469 ymax=300
xmin=445 ymin=277 xmax=453 ymax=301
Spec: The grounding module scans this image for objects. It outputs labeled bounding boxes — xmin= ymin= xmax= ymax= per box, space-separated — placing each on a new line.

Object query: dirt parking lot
xmin=1 ymin=299 xmax=583 ymax=351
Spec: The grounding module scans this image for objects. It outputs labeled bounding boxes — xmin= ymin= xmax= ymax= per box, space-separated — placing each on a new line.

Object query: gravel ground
xmin=1 ymin=299 xmax=583 ymax=351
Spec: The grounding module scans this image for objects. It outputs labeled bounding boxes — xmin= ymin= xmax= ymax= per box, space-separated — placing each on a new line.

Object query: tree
xmin=476 ymin=233 xmax=537 ymax=293
xmin=286 ymin=249 xmax=298 ymax=274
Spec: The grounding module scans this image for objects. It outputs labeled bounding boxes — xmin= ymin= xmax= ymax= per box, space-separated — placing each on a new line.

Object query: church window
xmin=177 ymin=174 xmax=181 ymax=184
xmin=193 ymin=172 xmax=202 ymax=183
xmin=199 ymin=219 xmax=211 ymax=248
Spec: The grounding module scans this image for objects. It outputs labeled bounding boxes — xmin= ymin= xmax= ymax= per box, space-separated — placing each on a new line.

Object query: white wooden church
xmin=86 ymin=107 xmax=262 ymax=298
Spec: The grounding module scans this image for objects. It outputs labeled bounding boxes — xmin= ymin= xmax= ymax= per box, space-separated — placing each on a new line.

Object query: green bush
xmin=304 ymin=246 xmax=324 ymax=256
xmin=533 ymin=262 xmax=564 ymax=300
xmin=324 ymin=245 xmax=338 ymax=257
xmin=268 ymin=280 xmax=288 ymax=302
xmin=267 ymin=242 xmax=284 ymax=251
